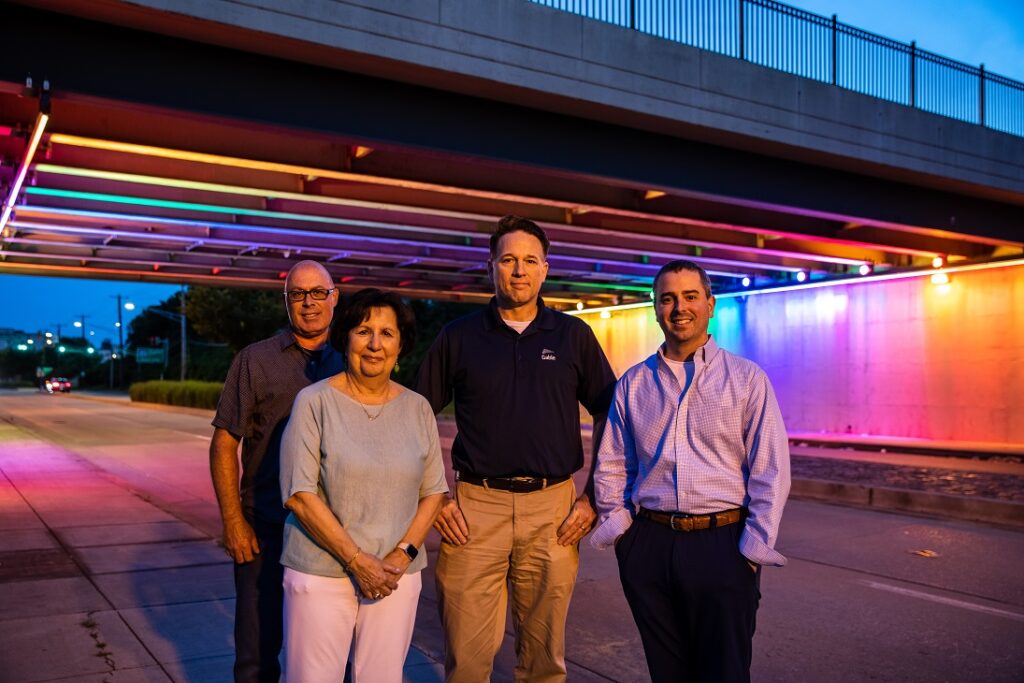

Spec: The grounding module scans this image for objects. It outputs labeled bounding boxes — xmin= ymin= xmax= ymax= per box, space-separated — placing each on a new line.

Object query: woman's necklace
xmin=346 ymin=374 xmax=389 ymax=421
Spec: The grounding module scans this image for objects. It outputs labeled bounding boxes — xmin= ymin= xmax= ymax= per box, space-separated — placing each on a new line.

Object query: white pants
xmin=280 ymin=567 xmax=422 ymax=683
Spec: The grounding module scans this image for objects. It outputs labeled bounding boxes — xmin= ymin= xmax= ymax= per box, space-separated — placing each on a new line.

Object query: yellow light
xmin=576 ymin=302 xmax=584 ymax=311
xmin=600 ymin=310 xmax=612 ymax=319
xmin=930 ymin=272 xmax=950 ymax=285
xmin=643 ymin=190 xmax=666 ymax=200
xmin=353 ymin=146 xmax=374 ymax=159
xmin=932 ymin=256 xmax=944 ymax=269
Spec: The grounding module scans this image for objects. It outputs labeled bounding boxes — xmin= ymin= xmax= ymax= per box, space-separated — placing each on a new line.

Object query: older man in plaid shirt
xmin=591 ymin=259 xmax=790 ymax=683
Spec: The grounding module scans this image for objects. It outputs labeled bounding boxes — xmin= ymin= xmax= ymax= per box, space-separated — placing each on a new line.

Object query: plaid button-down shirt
xmin=591 ymin=337 xmax=791 ymax=566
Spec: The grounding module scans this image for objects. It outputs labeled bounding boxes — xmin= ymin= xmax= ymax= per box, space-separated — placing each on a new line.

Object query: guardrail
xmin=530 ymin=0 xmax=1023 ymax=137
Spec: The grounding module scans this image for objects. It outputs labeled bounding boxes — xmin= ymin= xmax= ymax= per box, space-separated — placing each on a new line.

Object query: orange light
xmin=643 ymin=190 xmax=666 ymax=200
xmin=352 ymin=146 xmax=374 ymax=159
xmin=930 ymin=272 xmax=950 ymax=285
xmin=932 ymin=256 xmax=945 ymax=269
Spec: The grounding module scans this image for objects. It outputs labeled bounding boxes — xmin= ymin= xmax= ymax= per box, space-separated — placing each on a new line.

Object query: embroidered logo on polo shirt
xmin=541 ymin=348 xmax=557 ymax=361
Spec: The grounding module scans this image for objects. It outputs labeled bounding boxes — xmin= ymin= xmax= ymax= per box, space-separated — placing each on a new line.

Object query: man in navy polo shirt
xmin=416 ymin=215 xmax=616 ymax=682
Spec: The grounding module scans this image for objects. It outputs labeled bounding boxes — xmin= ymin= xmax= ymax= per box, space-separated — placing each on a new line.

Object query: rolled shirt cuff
xmin=739 ymin=525 xmax=787 ymax=567
xmin=589 ymin=507 xmax=634 ymax=550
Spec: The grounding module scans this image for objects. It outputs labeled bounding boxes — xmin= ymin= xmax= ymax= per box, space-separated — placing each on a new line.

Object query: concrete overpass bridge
xmin=1 ymin=0 xmax=1021 ymax=309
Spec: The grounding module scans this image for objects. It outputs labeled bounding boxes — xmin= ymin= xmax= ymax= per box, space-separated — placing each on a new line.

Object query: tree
xmin=185 ymin=286 xmax=287 ymax=353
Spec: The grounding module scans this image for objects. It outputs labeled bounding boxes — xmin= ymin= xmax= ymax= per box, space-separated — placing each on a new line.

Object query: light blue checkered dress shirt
xmin=591 ymin=337 xmax=791 ymax=566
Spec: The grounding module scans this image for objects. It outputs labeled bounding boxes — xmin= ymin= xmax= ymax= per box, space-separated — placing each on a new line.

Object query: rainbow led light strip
xmin=27 ymin=166 xmax=801 ymax=276
xmin=0 ymin=112 xmax=48 ymax=233
xmin=43 ymin=135 xmax=887 ymax=265
xmin=569 ymin=257 xmax=1024 ymax=316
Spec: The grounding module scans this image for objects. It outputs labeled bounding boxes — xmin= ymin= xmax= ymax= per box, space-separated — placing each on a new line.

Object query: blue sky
xmin=795 ymin=0 xmax=1024 ymax=80
xmin=0 ymin=277 xmax=182 ymax=344
xmin=1 ymin=0 xmax=1020 ymax=333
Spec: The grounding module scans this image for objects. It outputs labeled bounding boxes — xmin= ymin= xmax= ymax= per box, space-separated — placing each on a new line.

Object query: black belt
xmin=458 ymin=473 xmax=571 ymax=493
xmin=639 ymin=507 xmax=745 ymax=532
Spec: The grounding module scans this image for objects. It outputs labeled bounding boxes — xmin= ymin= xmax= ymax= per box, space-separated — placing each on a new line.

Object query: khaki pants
xmin=436 ymin=478 xmax=579 ymax=683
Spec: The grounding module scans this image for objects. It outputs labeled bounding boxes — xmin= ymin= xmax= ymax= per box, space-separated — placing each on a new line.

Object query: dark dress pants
xmin=233 ymin=514 xmax=285 ymax=683
xmin=616 ymin=515 xmax=761 ymax=683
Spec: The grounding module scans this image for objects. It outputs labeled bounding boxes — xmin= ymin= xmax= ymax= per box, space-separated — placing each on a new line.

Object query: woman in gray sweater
xmin=279 ymin=288 xmax=448 ymax=682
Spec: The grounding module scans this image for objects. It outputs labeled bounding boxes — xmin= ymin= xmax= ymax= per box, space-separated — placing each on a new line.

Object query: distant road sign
xmin=135 ymin=347 xmax=166 ymax=364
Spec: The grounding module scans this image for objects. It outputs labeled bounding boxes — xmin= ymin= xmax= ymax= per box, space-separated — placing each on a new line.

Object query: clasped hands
xmin=347 ymin=548 xmax=411 ymax=600
xmin=432 ymin=493 xmax=597 ymax=546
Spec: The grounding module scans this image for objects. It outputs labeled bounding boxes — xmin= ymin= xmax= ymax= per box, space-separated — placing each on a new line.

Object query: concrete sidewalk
xmin=0 ymin=419 xmax=444 ymax=682
xmin=4 ymin=391 xmax=1022 ymax=681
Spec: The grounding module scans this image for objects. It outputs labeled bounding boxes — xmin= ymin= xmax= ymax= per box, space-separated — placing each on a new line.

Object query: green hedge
xmin=129 ymin=380 xmax=223 ymax=410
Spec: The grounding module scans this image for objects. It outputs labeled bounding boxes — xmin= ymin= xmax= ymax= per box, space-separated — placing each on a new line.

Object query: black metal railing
xmin=530 ymin=0 xmax=1024 ymax=137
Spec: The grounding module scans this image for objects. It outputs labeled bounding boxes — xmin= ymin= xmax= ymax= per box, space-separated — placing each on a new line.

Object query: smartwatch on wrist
xmin=397 ymin=542 xmax=418 ymax=561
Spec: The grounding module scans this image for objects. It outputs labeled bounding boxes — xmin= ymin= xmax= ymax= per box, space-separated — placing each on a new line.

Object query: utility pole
xmin=79 ymin=314 xmax=87 ymax=340
xmin=116 ymin=295 xmax=124 ymax=389
xmin=179 ymin=286 xmax=187 ymax=382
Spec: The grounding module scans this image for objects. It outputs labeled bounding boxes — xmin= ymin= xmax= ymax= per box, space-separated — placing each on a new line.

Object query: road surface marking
xmin=861 ymin=580 xmax=1024 ymax=622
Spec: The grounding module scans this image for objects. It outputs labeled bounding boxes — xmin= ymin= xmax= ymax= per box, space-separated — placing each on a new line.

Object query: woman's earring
xmin=393 ymin=362 xmax=400 ymax=374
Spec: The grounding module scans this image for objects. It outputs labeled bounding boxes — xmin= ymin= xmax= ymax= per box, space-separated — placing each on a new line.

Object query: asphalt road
xmin=2 ymin=390 xmax=1022 ymax=682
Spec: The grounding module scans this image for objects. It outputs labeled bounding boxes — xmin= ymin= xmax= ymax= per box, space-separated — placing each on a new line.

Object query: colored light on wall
xmin=575 ymin=263 xmax=1024 ymax=445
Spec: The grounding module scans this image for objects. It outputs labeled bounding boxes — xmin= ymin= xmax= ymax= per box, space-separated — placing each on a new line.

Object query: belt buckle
xmin=669 ymin=514 xmax=693 ymax=532
xmin=509 ymin=476 xmax=537 ymax=493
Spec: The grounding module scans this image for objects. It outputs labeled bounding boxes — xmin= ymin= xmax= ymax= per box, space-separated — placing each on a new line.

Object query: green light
xmin=16 ymin=344 xmax=28 ymax=351
xmin=546 ymin=278 xmax=652 ymax=293
xmin=24 ymin=187 xmax=356 ymax=226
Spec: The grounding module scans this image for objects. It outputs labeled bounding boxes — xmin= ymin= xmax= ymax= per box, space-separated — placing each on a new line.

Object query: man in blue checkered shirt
xmin=591 ymin=259 xmax=790 ymax=683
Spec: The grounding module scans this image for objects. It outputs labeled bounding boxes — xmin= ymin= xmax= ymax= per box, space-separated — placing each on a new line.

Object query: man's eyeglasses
xmin=285 ymin=288 xmax=335 ymax=303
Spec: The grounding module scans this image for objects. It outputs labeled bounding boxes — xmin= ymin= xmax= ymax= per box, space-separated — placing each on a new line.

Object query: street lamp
xmin=113 ymin=297 xmax=135 ymax=388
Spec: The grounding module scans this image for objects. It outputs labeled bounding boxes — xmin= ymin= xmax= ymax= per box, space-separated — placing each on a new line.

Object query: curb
xmin=791 ymin=479 xmax=1024 ymax=529
xmin=65 ymin=392 xmax=216 ymax=419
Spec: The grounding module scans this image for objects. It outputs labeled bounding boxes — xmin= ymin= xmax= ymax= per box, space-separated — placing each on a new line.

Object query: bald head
xmin=285 ymin=260 xmax=332 ymax=291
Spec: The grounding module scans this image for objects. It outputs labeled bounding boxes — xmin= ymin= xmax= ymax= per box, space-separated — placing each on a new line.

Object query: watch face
xmin=402 ymin=543 xmax=419 ymax=561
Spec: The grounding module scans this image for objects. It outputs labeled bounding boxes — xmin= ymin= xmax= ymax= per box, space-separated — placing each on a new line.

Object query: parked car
xmin=44 ymin=377 xmax=72 ymax=393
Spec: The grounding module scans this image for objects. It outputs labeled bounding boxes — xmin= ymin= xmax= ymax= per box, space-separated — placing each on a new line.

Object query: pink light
xmin=0 ymin=112 xmax=49 ymax=232
xmin=212 ymin=267 xmax=222 ymax=275
xmin=278 ymin=271 xmax=288 ymax=279
xmin=340 ymin=276 xmax=357 ymax=283
xmin=858 ymin=264 xmax=872 ymax=276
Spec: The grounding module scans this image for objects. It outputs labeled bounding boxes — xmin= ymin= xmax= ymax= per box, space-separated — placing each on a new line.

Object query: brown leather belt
xmin=458 ymin=473 xmax=570 ymax=493
xmin=638 ymin=507 xmax=745 ymax=532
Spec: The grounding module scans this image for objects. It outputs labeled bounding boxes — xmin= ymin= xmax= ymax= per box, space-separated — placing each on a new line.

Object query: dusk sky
xmin=2 ymin=0 xmax=1020 ymax=335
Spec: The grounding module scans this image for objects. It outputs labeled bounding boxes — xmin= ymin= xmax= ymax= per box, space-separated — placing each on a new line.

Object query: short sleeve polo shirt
xmin=414 ymin=298 xmax=616 ymax=478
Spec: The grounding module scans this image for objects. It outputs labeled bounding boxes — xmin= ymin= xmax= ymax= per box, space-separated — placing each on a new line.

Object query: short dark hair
xmin=331 ymin=288 xmax=417 ymax=358
xmin=653 ymin=260 xmax=713 ymax=298
xmin=489 ymin=215 xmax=550 ymax=258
